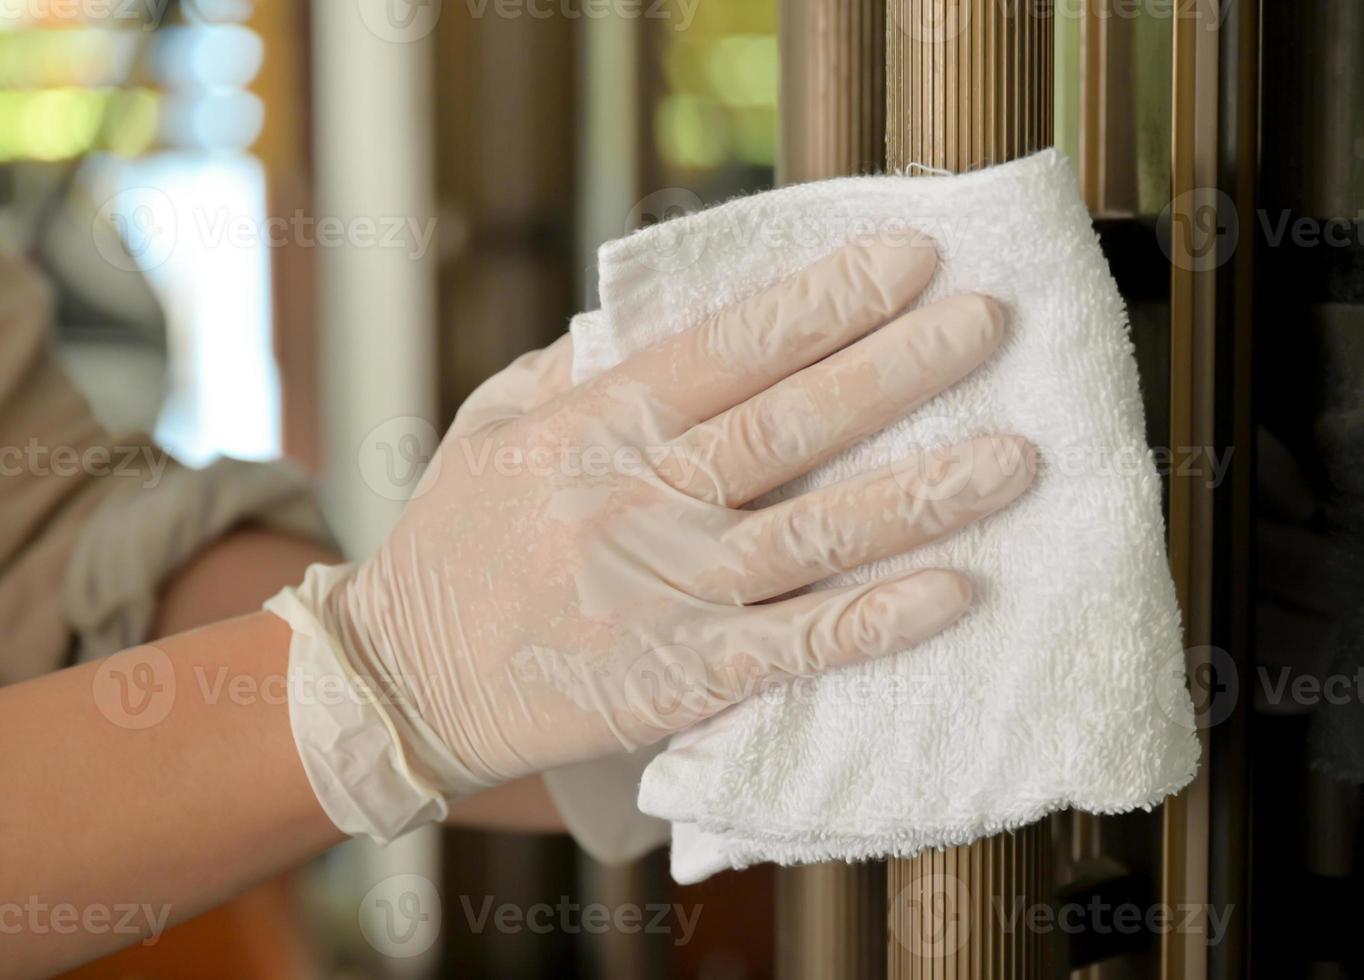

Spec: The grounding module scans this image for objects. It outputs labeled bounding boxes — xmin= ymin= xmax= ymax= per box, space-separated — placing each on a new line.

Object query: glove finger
xmin=562 ymin=238 xmax=938 ymax=442
xmin=656 ymin=293 xmax=1006 ymax=505
xmin=694 ymin=568 xmax=973 ymax=701
xmin=705 ymin=435 xmax=1035 ymax=604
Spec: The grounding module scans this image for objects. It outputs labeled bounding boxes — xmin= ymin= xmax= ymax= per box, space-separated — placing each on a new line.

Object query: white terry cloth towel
xmin=569 ymin=149 xmax=1200 ymax=885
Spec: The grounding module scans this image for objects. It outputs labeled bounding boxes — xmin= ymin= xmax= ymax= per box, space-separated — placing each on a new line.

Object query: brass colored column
xmin=884 ymin=1 xmax=1054 ymax=976
xmin=886 ymin=0 xmax=1054 ymax=172
xmin=777 ymin=2 xmax=888 ymax=977
xmin=778 ymin=0 xmax=1055 ymax=974
xmin=887 ymin=823 xmax=1052 ymax=977
xmin=777 ymin=861 xmax=888 ymax=979
xmin=1161 ymin=0 xmax=1221 ymax=977
xmin=779 ymin=0 xmax=886 ymax=183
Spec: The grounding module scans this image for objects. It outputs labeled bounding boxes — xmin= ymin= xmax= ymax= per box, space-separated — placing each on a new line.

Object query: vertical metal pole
xmin=779 ymin=0 xmax=886 ymax=184
xmin=778 ymin=1 xmax=1057 ymax=974
xmin=776 ymin=2 xmax=887 ymax=977
xmin=883 ymin=1 xmax=1055 ymax=976
xmin=1161 ymin=0 xmax=1222 ymax=975
xmin=887 ymin=0 xmax=1053 ymax=172
xmin=777 ymin=862 xmax=888 ymax=979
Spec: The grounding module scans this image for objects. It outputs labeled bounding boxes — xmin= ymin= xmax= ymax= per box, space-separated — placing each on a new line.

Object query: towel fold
xmin=570 ymin=149 xmax=1199 ymax=884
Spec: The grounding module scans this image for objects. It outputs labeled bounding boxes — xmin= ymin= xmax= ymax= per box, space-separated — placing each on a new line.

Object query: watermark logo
xmin=0 ymin=0 xmax=179 ymax=30
xmin=357 ymin=0 xmax=444 ymax=42
xmin=0 ymin=440 xmax=168 ymax=489
xmin=889 ymin=424 xmax=1034 ymax=503
xmin=1257 ymin=210 xmax=1364 ymax=250
xmin=887 ymin=0 xmax=1228 ymax=46
xmin=93 ymin=190 xmax=439 ymax=273
xmin=358 ymin=416 xmax=442 ymax=501
xmin=889 ymin=0 xmax=971 ymax=44
xmin=1054 ymin=0 xmax=1228 ymax=30
xmin=891 ymin=874 xmax=1235 ymax=959
xmin=94 ymin=187 xmax=178 ymax=273
xmin=890 ymin=434 xmax=992 ymax=503
xmin=1157 ymin=187 xmax=1239 ymax=272
xmin=889 ymin=872 xmax=971 ymax=958
xmin=625 ymin=187 xmax=705 ymax=274
xmin=993 ymin=895 xmax=1234 ymax=945
xmin=0 ymin=897 xmax=171 ymax=945
xmin=359 ymin=874 xmax=442 ymax=958
xmin=92 ymin=646 xmax=176 ymax=730
xmin=623 ymin=644 xmax=711 ymax=728
xmin=1156 ymin=645 xmax=1237 ymax=731
xmin=458 ymin=895 xmax=702 ymax=944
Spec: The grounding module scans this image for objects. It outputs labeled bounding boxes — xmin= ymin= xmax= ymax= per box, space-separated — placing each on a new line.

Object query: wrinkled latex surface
xmin=270 ymin=241 xmax=1036 ymax=840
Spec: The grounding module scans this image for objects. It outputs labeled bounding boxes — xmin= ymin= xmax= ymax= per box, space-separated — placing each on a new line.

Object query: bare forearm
xmin=0 ymin=527 xmax=566 ymax=976
xmin=0 ymin=611 xmax=340 ymax=976
xmin=146 ymin=525 xmax=567 ymax=835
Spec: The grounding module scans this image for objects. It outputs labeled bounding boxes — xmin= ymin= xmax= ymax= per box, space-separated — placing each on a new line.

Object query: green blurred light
xmin=0 ymin=94 xmax=19 ymax=158
xmin=730 ymin=107 xmax=776 ymax=165
xmin=106 ymin=88 xmax=158 ymax=156
xmin=685 ymin=0 xmax=777 ymax=37
xmin=0 ymin=86 xmax=159 ymax=161
xmin=658 ymin=0 xmax=777 ymax=177
xmin=662 ymin=39 xmax=708 ymax=97
xmin=655 ymin=93 xmax=727 ymax=170
xmin=704 ymin=35 xmax=777 ymax=108
xmin=22 ymin=88 xmax=72 ymax=158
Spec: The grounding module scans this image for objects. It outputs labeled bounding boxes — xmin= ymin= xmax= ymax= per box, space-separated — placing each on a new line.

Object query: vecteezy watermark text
xmin=458 ymin=895 xmax=702 ymax=945
xmin=0 ymin=440 xmax=167 ymax=489
xmin=95 ymin=188 xmax=439 ymax=273
xmin=0 ymin=897 xmax=172 ymax=946
xmin=463 ymin=0 xmax=698 ymax=30
xmin=992 ymin=896 xmax=1234 ymax=946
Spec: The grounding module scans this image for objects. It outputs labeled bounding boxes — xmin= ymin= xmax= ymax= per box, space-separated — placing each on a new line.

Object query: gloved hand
xmin=267 ymin=240 xmax=1037 ymax=842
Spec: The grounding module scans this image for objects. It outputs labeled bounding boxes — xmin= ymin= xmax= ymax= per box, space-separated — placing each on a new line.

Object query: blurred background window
xmin=0 ymin=0 xmax=278 ymax=465
xmin=652 ymin=0 xmax=777 ymax=190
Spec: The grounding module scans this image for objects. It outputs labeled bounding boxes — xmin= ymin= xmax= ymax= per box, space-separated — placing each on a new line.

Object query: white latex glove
xmin=266 ymin=240 xmax=1037 ymax=842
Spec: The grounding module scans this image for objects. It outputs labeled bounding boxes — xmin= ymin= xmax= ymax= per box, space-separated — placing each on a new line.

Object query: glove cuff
xmin=264 ymin=561 xmax=482 ymax=843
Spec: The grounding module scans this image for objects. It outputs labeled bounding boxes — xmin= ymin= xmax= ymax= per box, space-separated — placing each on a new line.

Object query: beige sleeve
xmin=0 ymin=253 xmax=125 ymax=684
xmin=63 ymin=455 xmax=332 ymax=663
xmin=0 ymin=251 xmax=333 ymax=684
